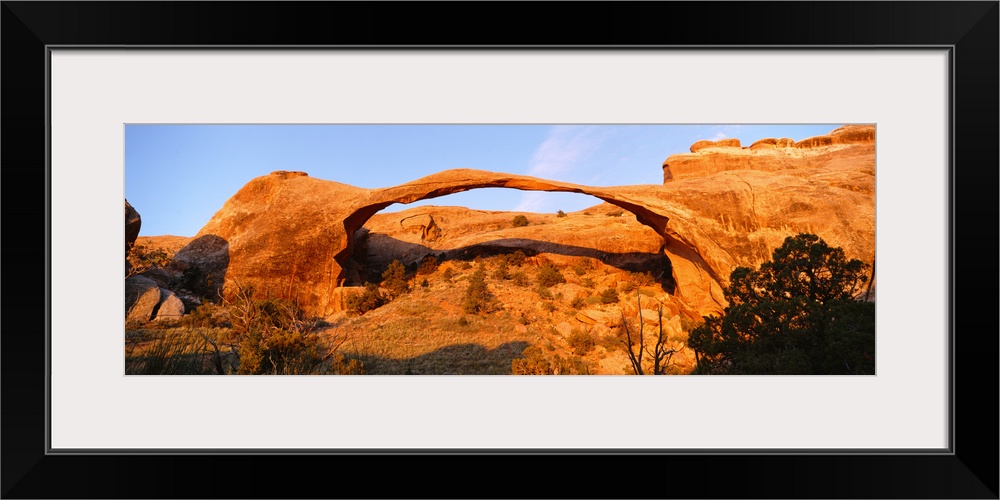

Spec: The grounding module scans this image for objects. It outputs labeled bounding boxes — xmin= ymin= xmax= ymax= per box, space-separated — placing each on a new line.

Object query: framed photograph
xmin=3 ymin=2 xmax=996 ymax=498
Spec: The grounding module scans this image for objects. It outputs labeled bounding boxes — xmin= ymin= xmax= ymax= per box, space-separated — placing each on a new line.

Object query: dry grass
xmin=127 ymin=252 xmax=695 ymax=375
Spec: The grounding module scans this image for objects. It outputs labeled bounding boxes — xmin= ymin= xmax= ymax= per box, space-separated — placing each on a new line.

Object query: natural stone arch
xmin=338 ymin=169 xmax=673 ymax=285
xmin=179 ymin=169 xmax=683 ymax=316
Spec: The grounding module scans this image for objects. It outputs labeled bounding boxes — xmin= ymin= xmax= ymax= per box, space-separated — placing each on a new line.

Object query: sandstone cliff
xmin=171 ymin=125 xmax=874 ymax=318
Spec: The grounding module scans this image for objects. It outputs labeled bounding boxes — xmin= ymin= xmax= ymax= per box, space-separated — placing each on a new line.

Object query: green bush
xmin=581 ymin=277 xmax=596 ymax=288
xmin=556 ymin=210 xmax=567 ymax=218
xmin=225 ymin=287 xmax=328 ymax=375
xmin=688 ymin=233 xmax=874 ymax=375
xmin=536 ymin=264 xmax=566 ymax=288
xmin=417 ymin=255 xmax=439 ymax=275
xmin=463 ymin=264 xmax=497 ymax=314
xmin=346 ymin=283 xmax=388 ymax=315
xmin=182 ymin=303 xmax=228 ymax=328
xmin=607 ymin=210 xmax=624 ymax=217
xmin=570 ymin=296 xmax=586 ymax=309
xmin=536 ymin=285 xmax=553 ymax=300
xmin=512 ymin=215 xmax=529 ymax=227
xmin=541 ymin=301 xmax=556 ymax=312
xmin=382 ymin=259 xmax=410 ymax=298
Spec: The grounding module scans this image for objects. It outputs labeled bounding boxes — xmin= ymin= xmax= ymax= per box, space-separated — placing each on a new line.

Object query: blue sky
xmin=125 ymin=124 xmax=844 ymax=236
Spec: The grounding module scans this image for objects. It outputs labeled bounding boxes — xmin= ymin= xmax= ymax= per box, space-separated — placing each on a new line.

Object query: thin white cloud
xmin=524 ymin=126 xmax=608 ymax=178
xmin=712 ymin=131 xmax=727 ymax=141
xmin=516 ymin=126 xmax=609 ymax=211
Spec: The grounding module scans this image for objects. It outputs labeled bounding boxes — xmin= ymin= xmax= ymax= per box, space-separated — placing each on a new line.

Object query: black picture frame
xmin=3 ymin=2 xmax=997 ymax=498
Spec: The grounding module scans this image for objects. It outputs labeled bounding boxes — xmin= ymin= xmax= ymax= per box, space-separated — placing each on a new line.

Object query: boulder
xmin=154 ymin=288 xmax=185 ymax=321
xmin=125 ymin=199 xmax=141 ymax=276
xmin=575 ymin=310 xmax=620 ymax=328
xmin=554 ymin=322 xmax=574 ymax=338
xmin=125 ymin=199 xmax=141 ymax=256
xmin=640 ymin=309 xmax=661 ymax=326
xmin=125 ymin=276 xmax=160 ymax=327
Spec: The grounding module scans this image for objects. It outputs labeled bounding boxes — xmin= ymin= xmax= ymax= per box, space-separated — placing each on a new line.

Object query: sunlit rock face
xmin=175 ymin=125 xmax=874 ymax=317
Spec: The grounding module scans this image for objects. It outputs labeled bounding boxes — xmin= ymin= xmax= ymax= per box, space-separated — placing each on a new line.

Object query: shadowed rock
xmin=125 ymin=199 xmax=141 ymax=276
xmin=126 ymin=275 xmax=160 ymax=327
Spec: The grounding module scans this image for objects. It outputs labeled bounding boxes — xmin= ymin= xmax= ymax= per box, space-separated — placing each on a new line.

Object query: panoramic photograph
xmin=124 ymin=124 xmax=876 ymax=375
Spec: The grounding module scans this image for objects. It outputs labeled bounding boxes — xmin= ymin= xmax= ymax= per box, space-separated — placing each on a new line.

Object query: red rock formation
xmin=175 ymin=170 xmax=679 ymax=316
xmin=174 ymin=125 xmax=874 ymax=318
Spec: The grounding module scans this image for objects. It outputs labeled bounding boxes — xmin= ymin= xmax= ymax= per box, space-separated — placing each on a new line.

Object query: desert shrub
xmin=382 ymin=259 xmax=410 ymax=298
xmin=567 ymin=329 xmax=596 ymax=356
xmin=420 ymin=279 xmax=429 ymax=288
xmin=463 ymin=265 xmax=497 ymax=314
xmin=346 ymin=283 xmax=388 ymax=315
xmin=459 ymin=261 xmax=472 ymax=270
xmin=506 ymin=250 xmax=527 ymax=267
xmin=417 ymin=255 xmax=439 ymax=275
xmin=607 ymin=210 xmax=624 ymax=217
xmin=536 ymin=285 xmax=553 ymax=300
xmin=127 ymin=243 xmax=171 ymax=278
xmin=619 ymin=280 xmax=637 ymax=294
xmin=512 ymin=215 xmax=529 ymax=227
xmin=584 ymin=296 xmax=604 ymax=305
xmin=581 ymin=277 xmax=596 ymax=289
xmin=541 ymin=301 xmax=556 ymax=312
xmin=511 ymin=346 xmax=552 ymax=374
xmin=572 ymin=264 xmax=587 ymax=276
xmin=556 ymin=210 xmax=567 ymax=218
xmin=511 ymin=347 xmax=591 ymax=375
xmin=536 ymin=264 xmax=566 ymax=288
xmin=492 ymin=259 xmax=511 ymax=280
xmin=600 ymin=288 xmax=620 ymax=304
xmin=570 ymin=296 xmax=586 ymax=309
xmin=225 ymin=286 xmax=330 ymax=375
xmin=442 ymin=267 xmax=455 ymax=283
xmin=511 ymin=271 xmax=531 ymax=287
xmin=182 ymin=303 xmax=229 ymax=328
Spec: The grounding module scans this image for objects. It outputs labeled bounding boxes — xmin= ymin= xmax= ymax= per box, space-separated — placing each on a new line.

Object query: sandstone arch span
xmin=179 ymin=169 xmax=682 ymax=316
xmin=339 ymin=169 xmax=674 ymax=280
